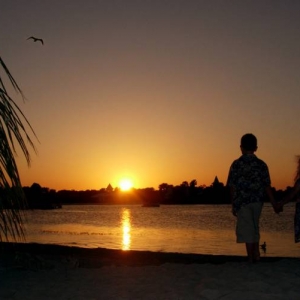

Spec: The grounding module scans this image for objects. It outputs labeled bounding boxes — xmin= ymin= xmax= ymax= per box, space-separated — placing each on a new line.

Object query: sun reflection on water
xmin=121 ymin=208 xmax=131 ymax=250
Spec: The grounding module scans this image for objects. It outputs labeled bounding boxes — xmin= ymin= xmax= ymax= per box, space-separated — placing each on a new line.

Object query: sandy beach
xmin=1 ymin=243 xmax=300 ymax=300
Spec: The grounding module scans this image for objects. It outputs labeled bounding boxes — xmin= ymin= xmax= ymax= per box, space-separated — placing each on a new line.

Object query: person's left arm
xmin=265 ymin=186 xmax=282 ymax=213
xmin=263 ymin=163 xmax=280 ymax=213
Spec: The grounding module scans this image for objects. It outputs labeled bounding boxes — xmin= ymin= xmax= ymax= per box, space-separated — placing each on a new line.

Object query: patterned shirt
xmin=227 ymin=154 xmax=271 ymax=212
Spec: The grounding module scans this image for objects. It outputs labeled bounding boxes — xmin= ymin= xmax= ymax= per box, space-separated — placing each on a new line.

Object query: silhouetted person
xmin=227 ymin=133 xmax=278 ymax=263
xmin=27 ymin=36 xmax=44 ymax=45
xmin=279 ymin=155 xmax=300 ymax=243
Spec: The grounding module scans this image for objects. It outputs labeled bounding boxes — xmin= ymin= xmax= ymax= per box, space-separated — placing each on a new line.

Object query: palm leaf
xmin=0 ymin=56 xmax=37 ymax=242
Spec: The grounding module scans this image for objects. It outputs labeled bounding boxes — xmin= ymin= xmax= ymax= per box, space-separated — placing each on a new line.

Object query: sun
xmin=119 ymin=178 xmax=133 ymax=191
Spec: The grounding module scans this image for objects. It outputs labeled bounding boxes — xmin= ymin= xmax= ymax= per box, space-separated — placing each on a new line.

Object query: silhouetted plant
xmin=0 ymin=57 xmax=36 ymax=241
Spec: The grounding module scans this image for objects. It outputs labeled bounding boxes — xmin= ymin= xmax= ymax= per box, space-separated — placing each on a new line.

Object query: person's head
xmin=240 ymin=133 xmax=257 ymax=153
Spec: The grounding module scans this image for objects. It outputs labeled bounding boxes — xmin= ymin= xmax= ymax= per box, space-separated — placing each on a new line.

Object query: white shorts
xmin=236 ymin=202 xmax=263 ymax=243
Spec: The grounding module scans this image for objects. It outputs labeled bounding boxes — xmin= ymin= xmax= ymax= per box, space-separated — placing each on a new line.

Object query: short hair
xmin=240 ymin=133 xmax=257 ymax=151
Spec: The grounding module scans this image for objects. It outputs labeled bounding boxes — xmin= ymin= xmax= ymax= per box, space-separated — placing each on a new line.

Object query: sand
xmin=1 ymin=243 xmax=300 ymax=300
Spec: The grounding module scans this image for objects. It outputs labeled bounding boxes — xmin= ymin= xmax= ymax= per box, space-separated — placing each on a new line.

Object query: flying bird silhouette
xmin=27 ymin=36 xmax=44 ymax=45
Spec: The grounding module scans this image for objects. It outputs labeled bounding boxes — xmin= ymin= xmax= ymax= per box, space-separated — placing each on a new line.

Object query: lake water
xmin=22 ymin=203 xmax=300 ymax=258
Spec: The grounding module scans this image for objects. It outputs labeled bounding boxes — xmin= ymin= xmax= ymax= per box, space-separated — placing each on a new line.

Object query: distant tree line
xmin=5 ymin=177 xmax=292 ymax=209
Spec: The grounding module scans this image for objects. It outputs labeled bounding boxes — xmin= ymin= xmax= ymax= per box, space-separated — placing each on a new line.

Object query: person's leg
xmin=237 ymin=205 xmax=254 ymax=261
xmin=237 ymin=203 xmax=263 ymax=262
xmin=252 ymin=203 xmax=263 ymax=262
xmin=246 ymin=243 xmax=254 ymax=262
xmin=245 ymin=242 xmax=259 ymax=263
xmin=253 ymin=242 xmax=260 ymax=262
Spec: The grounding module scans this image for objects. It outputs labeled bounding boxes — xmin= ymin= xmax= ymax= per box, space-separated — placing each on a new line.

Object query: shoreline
xmin=0 ymin=242 xmax=293 ymax=268
xmin=1 ymin=242 xmax=300 ymax=300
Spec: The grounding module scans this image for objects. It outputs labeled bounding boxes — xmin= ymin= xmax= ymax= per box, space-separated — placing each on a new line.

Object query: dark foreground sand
xmin=1 ymin=242 xmax=300 ymax=300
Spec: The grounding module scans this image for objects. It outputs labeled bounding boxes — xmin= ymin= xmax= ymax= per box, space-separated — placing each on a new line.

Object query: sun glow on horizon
xmin=119 ymin=178 xmax=134 ymax=191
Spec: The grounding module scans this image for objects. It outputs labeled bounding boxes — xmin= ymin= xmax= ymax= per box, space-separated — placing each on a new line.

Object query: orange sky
xmin=2 ymin=1 xmax=300 ymax=191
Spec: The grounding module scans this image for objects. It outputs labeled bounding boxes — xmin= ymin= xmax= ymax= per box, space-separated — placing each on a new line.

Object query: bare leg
xmin=246 ymin=243 xmax=254 ymax=262
xmin=246 ymin=242 xmax=260 ymax=263
xmin=253 ymin=242 xmax=260 ymax=262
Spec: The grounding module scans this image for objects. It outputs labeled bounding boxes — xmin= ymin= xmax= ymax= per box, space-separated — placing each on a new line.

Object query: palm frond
xmin=0 ymin=57 xmax=25 ymax=99
xmin=0 ymin=56 xmax=37 ymax=242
